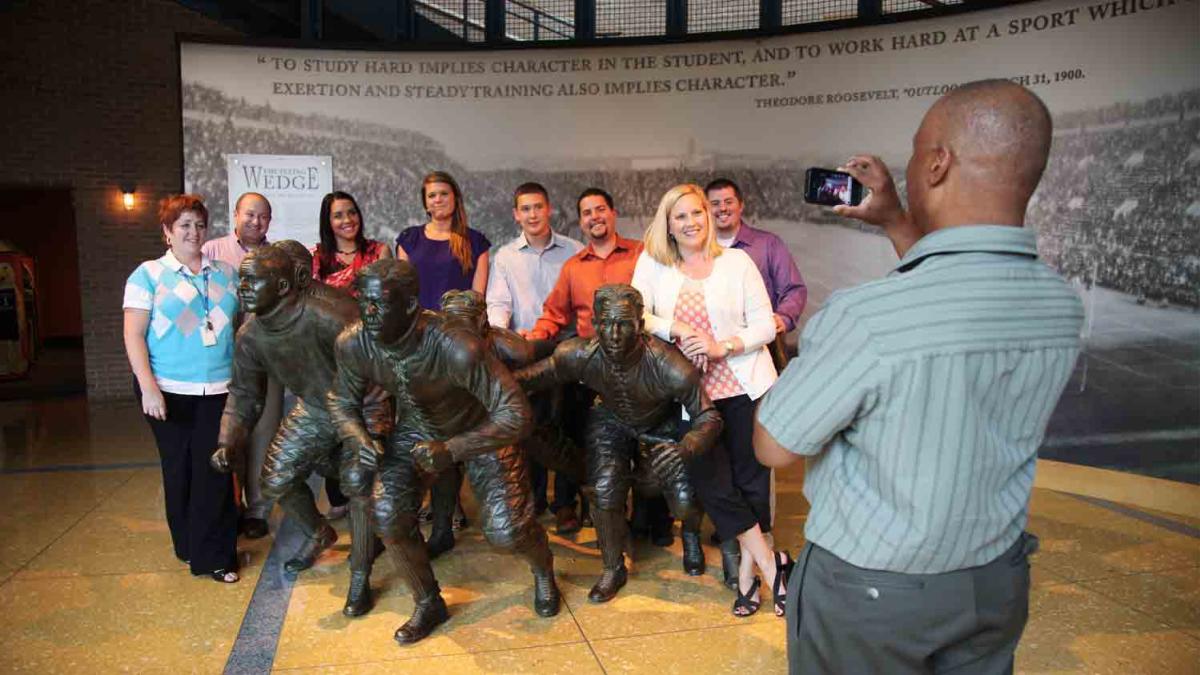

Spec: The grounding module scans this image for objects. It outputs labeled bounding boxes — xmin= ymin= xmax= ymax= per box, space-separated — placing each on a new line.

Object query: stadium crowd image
xmin=0 ymin=0 xmax=1197 ymax=673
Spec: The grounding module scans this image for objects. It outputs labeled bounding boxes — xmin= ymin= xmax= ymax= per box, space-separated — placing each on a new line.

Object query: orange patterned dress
xmin=673 ymin=279 xmax=744 ymax=401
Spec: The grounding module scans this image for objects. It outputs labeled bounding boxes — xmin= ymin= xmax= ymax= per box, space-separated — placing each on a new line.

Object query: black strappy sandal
xmin=772 ymin=550 xmax=793 ymax=617
xmin=732 ymin=576 xmax=762 ymax=617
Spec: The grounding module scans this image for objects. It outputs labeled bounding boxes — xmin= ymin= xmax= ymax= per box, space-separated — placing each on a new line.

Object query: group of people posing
xmin=123 ymin=169 xmax=809 ymax=645
xmin=126 ymin=81 xmax=1084 ymax=673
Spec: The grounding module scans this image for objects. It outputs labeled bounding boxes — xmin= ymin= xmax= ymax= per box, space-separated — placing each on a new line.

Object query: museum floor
xmin=0 ymin=396 xmax=1197 ymax=674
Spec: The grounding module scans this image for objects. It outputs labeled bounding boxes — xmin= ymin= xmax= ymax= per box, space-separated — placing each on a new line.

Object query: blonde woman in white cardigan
xmin=632 ymin=183 xmax=791 ymax=618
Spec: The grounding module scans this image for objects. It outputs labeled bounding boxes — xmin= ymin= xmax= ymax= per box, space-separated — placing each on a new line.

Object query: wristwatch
xmin=721 ymin=339 xmax=736 ymax=357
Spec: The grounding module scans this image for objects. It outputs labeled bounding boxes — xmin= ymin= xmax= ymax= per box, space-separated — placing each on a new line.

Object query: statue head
xmin=273 ymin=239 xmax=314 ymax=290
xmin=593 ymin=284 xmax=645 ymax=365
xmin=356 ymin=258 xmax=421 ymax=343
xmin=237 ymin=245 xmax=294 ymax=315
xmin=440 ymin=289 xmax=488 ymax=334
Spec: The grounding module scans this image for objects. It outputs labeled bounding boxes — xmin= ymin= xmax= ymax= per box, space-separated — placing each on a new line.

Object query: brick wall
xmin=0 ymin=0 xmax=241 ymax=400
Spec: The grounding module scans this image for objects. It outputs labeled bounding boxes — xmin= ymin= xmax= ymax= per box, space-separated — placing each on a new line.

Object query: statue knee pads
xmin=372 ymin=499 xmax=401 ymax=538
xmin=591 ymin=488 xmax=628 ymax=513
xmin=488 ymin=519 xmax=546 ymax=553
xmin=339 ymin=466 xmax=374 ymax=498
xmin=260 ymin=471 xmax=299 ymax=501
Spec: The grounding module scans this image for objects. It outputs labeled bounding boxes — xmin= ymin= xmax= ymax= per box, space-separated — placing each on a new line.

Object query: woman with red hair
xmin=122 ymin=194 xmax=241 ymax=583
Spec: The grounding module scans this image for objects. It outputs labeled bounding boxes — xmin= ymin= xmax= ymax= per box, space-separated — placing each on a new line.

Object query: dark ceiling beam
xmin=174 ymin=0 xmax=301 ymax=37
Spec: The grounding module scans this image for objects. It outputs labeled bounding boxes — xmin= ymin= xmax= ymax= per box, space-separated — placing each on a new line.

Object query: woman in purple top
xmin=394 ymin=171 xmax=489 ymax=551
xmin=395 ymin=171 xmax=491 ymax=309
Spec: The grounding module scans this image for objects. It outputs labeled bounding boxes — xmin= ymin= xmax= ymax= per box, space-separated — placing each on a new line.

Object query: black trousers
xmin=528 ymin=388 xmax=581 ymax=512
xmin=137 ymin=384 xmax=238 ymax=575
xmin=715 ymin=394 xmax=771 ymax=535
xmin=681 ymin=394 xmax=770 ymax=541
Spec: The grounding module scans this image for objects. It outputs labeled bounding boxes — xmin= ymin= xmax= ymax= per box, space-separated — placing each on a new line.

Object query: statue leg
xmin=521 ymin=423 xmax=586 ymax=486
xmin=649 ymin=419 xmax=705 ymax=577
xmin=377 ymin=430 xmax=447 ymax=645
xmin=586 ymin=407 xmax=633 ymax=603
xmin=339 ymin=394 xmax=392 ymax=617
xmin=339 ymin=454 xmax=380 ymax=617
xmin=464 ymin=445 xmax=560 ymax=617
xmin=261 ymin=403 xmax=336 ymax=575
xmin=426 ymin=465 xmax=461 ymax=559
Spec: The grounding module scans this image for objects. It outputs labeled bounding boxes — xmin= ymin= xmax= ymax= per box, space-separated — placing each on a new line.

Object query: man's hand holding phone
xmin=834 ymin=156 xmax=922 ymax=257
xmin=832 ymin=156 xmax=905 ymax=226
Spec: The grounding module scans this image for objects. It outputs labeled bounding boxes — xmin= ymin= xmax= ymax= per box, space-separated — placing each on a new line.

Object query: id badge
xmin=201 ymin=325 xmax=217 ymax=347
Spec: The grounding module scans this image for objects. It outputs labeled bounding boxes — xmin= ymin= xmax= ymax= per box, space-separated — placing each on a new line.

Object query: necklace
xmin=336 ymin=248 xmax=358 ymax=255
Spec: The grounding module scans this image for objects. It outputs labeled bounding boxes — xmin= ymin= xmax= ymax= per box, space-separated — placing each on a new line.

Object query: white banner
xmin=225 ymin=154 xmax=332 ymax=246
xmin=182 ymin=0 xmax=1200 ymax=480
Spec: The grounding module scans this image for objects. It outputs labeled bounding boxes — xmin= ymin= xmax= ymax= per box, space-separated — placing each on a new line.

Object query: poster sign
xmin=225 ymin=154 xmax=332 ymax=245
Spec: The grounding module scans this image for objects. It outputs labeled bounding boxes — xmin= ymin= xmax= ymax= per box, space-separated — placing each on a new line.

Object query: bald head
xmin=233 ymin=192 xmax=272 ymax=246
xmin=936 ymin=80 xmax=1051 ymax=194
xmin=908 ymin=80 xmax=1052 ymax=229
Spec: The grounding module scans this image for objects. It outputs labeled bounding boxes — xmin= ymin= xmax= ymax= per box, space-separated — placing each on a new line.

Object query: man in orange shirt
xmin=525 ymin=188 xmax=643 ymax=341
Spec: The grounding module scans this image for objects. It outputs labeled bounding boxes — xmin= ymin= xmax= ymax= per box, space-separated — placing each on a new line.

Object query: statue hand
xmin=357 ymin=439 xmax=383 ymax=471
xmin=363 ymin=385 xmax=388 ymax=405
xmin=412 ymin=440 xmax=453 ymax=474
xmin=211 ymin=446 xmax=237 ymax=474
xmin=646 ymin=441 xmax=686 ymax=483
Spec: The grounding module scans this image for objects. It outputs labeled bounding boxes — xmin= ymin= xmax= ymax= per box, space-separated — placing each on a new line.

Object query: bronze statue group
xmin=212 ymin=243 xmax=732 ymax=646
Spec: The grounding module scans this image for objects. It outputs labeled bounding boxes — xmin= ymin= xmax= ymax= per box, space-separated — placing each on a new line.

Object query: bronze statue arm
xmin=328 ymin=329 xmax=382 ymax=469
xmin=444 ymin=338 xmax=533 ymax=464
xmin=669 ymin=352 xmax=723 ymax=459
xmin=212 ymin=328 xmax=267 ymax=472
xmin=489 ymin=327 xmax=539 ymax=370
xmin=512 ymin=338 xmax=586 ymax=394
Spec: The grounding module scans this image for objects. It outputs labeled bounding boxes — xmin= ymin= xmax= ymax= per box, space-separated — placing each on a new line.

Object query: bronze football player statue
xmin=329 ymin=260 xmax=560 ymax=646
xmin=440 ymin=289 xmax=584 ymax=486
xmin=514 ymin=284 xmax=721 ymax=603
xmin=210 ymin=243 xmax=388 ymax=617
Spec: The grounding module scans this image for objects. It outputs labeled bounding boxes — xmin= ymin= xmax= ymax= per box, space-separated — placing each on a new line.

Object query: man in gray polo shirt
xmin=754 ymin=80 xmax=1084 ymax=673
xmin=487 ymin=181 xmax=585 ymax=533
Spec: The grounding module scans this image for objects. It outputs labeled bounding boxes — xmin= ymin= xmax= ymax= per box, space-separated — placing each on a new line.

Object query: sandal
xmin=732 ymin=576 xmax=761 ymax=617
xmin=772 ymin=550 xmax=793 ymax=617
xmin=210 ymin=569 xmax=240 ymax=584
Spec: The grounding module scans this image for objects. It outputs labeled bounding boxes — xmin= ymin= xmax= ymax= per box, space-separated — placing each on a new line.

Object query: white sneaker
xmin=326 ymin=504 xmax=350 ymax=520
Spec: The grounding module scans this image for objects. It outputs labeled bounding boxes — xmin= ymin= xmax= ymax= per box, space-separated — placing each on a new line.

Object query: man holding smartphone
xmin=754 ymin=80 xmax=1084 ymax=673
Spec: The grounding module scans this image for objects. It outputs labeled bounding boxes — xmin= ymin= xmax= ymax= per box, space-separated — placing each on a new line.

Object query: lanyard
xmin=185 ymin=268 xmax=213 ymax=330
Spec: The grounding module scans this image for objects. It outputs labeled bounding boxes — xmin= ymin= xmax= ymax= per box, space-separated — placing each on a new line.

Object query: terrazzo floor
xmin=0 ymin=396 xmax=1197 ymax=673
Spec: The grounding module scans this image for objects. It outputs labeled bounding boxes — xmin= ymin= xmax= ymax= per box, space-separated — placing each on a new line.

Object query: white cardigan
xmin=631 ymin=248 xmax=778 ymax=400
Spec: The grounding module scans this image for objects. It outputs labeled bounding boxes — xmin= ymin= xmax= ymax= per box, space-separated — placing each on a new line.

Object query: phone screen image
xmin=818 ymin=173 xmax=853 ymax=205
xmin=804 ymin=168 xmax=864 ymax=207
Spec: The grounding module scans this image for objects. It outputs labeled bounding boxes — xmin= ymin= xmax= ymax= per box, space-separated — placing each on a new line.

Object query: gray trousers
xmin=237 ymin=378 xmax=284 ymax=520
xmin=787 ymin=532 xmax=1038 ymax=675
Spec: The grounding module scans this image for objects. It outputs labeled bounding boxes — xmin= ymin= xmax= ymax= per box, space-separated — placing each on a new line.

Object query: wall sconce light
xmin=120 ymin=184 xmax=136 ymax=211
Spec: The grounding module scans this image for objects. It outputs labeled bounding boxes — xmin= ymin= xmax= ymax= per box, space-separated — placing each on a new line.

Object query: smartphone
xmin=804 ymin=168 xmax=864 ymax=207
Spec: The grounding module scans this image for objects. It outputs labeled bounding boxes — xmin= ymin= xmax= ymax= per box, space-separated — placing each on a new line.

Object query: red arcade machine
xmin=0 ymin=250 xmax=37 ymax=380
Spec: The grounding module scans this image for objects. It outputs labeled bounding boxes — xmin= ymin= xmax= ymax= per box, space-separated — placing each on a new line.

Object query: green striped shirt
xmin=758 ymin=225 xmax=1083 ymax=573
